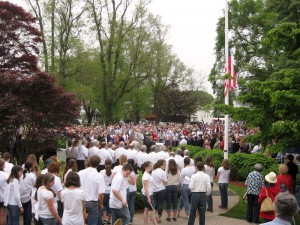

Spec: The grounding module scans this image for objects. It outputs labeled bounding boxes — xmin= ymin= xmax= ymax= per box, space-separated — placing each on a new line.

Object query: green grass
xmin=221 ymin=184 xmax=247 ymax=220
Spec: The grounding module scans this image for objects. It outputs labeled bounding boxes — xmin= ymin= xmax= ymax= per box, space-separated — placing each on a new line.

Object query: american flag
xmin=224 ymin=51 xmax=237 ymax=97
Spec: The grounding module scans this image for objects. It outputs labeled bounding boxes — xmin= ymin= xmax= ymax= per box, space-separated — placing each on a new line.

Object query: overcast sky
xmin=8 ymin=0 xmax=225 ymax=93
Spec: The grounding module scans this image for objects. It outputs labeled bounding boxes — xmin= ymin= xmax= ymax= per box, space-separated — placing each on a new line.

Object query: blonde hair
xmin=278 ymin=164 xmax=288 ymax=174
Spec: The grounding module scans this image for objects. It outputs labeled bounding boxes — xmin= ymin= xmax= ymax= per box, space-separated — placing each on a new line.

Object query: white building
xmin=190 ymin=109 xmax=214 ymax=124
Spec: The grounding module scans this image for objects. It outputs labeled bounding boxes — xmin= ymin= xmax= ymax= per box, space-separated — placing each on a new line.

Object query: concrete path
xmin=132 ymin=183 xmax=249 ymax=225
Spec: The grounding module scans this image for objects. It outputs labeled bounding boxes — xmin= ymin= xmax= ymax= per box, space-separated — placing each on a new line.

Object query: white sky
xmin=8 ymin=0 xmax=225 ymax=94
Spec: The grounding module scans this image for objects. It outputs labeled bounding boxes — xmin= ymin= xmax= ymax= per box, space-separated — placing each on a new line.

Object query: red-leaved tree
xmin=0 ymin=2 xmax=80 ymax=162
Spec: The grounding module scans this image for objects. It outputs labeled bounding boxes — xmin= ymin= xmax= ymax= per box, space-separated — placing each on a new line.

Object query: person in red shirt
xmin=276 ymin=164 xmax=294 ymax=194
xmin=258 ymin=172 xmax=281 ymax=223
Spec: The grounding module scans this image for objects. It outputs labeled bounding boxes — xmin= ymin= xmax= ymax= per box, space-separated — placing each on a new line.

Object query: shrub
xmin=194 ymin=149 xmax=224 ymax=169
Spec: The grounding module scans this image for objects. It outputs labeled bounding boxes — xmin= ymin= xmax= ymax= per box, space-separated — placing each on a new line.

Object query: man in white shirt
xmin=188 ymin=161 xmax=211 ymax=225
xmin=3 ymin=152 xmax=13 ymax=174
xmin=114 ymin=142 xmax=126 ymax=164
xmin=136 ymin=145 xmax=147 ymax=168
xmin=109 ymin=163 xmax=133 ymax=225
xmin=97 ymin=142 xmax=113 ymax=171
xmin=107 ymin=142 xmax=116 ymax=164
xmin=174 ymin=149 xmax=184 ymax=170
xmin=125 ymin=143 xmax=137 ymax=164
xmin=88 ymin=140 xmax=100 ymax=158
xmin=78 ymin=155 xmax=105 ymax=225
xmin=77 ymin=139 xmax=89 ymax=171
xmin=183 ymin=150 xmax=194 ymax=166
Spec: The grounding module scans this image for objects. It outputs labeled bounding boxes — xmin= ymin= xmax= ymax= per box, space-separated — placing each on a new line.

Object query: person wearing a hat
xmin=258 ymin=172 xmax=281 ymax=223
xmin=245 ymin=164 xmax=264 ymax=224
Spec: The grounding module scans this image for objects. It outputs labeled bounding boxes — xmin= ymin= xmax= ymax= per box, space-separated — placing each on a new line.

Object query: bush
xmin=135 ymin=170 xmax=144 ymax=210
xmin=229 ymin=153 xmax=277 ymax=181
xmin=194 ymin=149 xmax=224 ymax=169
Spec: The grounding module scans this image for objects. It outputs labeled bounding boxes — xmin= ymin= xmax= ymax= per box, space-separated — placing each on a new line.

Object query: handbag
xmin=260 ymin=188 xmax=274 ymax=212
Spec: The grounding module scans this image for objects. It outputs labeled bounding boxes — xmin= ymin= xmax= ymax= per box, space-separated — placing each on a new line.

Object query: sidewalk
xmin=132 ymin=183 xmax=250 ymax=225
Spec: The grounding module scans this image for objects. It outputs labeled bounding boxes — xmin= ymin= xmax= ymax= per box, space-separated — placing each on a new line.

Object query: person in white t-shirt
xmin=61 ymin=171 xmax=86 ymax=225
xmin=217 ymin=159 xmax=230 ymax=209
xmin=141 ymin=161 xmax=157 ymax=225
xmin=20 ymin=162 xmax=36 ymax=225
xmin=178 ymin=157 xmax=195 ymax=219
xmin=136 ymin=145 xmax=147 ymax=168
xmin=151 ymin=159 xmax=167 ymax=222
xmin=3 ymin=152 xmax=13 ymax=175
xmin=0 ymin=159 xmax=9 ymax=225
xmin=204 ymin=155 xmax=215 ymax=212
xmin=4 ymin=165 xmax=24 ymax=225
xmin=100 ymin=159 xmax=113 ymax=225
xmin=78 ymin=155 xmax=105 ymax=225
xmin=127 ymin=159 xmax=139 ymax=224
xmin=109 ymin=163 xmax=132 ymax=225
xmin=37 ymin=173 xmax=62 ymax=225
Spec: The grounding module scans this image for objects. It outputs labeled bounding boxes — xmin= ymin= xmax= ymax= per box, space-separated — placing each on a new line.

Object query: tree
xmin=0 ymin=2 xmax=80 ymax=161
xmin=211 ymin=0 xmax=300 ymax=152
xmin=0 ymin=1 xmax=42 ymax=75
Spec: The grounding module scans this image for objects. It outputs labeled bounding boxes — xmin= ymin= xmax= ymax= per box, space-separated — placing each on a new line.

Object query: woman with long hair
xmin=127 ymin=159 xmax=139 ymax=224
xmin=37 ymin=172 xmax=62 ymax=225
xmin=61 ymin=172 xmax=86 ymax=225
xmin=25 ymin=154 xmax=40 ymax=176
xmin=4 ymin=165 xmax=23 ymax=225
xmin=0 ymin=159 xmax=9 ymax=225
xmin=62 ymin=159 xmax=78 ymax=184
xmin=31 ymin=174 xmax=44 ymax=225
xmin=20 ymin=162 xmax=36 ymax=225
xmin=204 ymin=155 xmax=215 ymax=212
xmin=217 ymin=159 xmax=230 ymax=209
xmin=151 ymin=159 xmax=167 ymax=223
xmin=100 ymin=159 xmax=113 ymax=225
xmin=178 ymin=157 xmax=195 ymax=219
xmin=141 ymin=161 xmax=157 ymax=225
xmin=165 ymin=159 xmax=180 ymax=222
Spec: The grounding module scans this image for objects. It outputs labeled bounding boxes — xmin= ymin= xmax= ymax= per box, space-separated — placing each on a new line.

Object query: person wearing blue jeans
xmin=187 ymin=162 xmax=211 ymax=225
xmin=217 ymin=159 xmax=230 ymax=209
xmin=85 ymin=201 xmax=101 ymax=225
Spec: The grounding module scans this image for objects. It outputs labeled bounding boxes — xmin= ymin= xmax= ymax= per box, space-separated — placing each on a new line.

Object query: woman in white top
xmin=178 ymin=157 xmax=195 ymax=218
xmin=165 ymin=159 xmax=180 ymax=222
xmin=20 ymin=162 xmax=36 ymax=225
xmin=37 ymin=172 xmax=62 ymax=225
xmin=127 ymin=159 xmax=139 ymax=224
xmin=0 ymin=159 xmax=9 ymax=225
xmin=141 ymin=161 xmax=157 ymax=225
xmin=217 ymin=159 xmax=230 ymax=209
xmin=4 ymin=165 xmax=23 ymax=225
xmin=204 ymin=155 xmax=215 ymax=212
xmin=62 ymin=159 xmax=78 ymax=184
xmin=31 ymin=174 xmax=44 ymax=225
xmin=100 ymin=159 xmax=113 ymax=225
xmin=151 ymin=159 xmax=167 ymax=222
xmin=61 ymin=171 xmax=86 ymax=225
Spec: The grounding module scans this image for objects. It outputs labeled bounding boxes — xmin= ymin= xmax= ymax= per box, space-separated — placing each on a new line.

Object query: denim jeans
xmin=111 ymin=206 xmax=130 ymax=225
xmin=166 ymin=185 xmax=178 ymax=211
xmin=7 ymin=205 xmax=20 ymax=225
xmin=207 ymin=183 xmax=213 ymax=211
xmin=187 ymin=192 xmax=206 ymax=225
xmin=218 ymin=183 xmax=228 ymax=208
xmin=22 ymin=200 xmax=32 ymax=225
xmin=128 ymin=191 xmax=136 ymax=223
xmin=246 ymin=194 xmax=260 ymax=223
xmin=86 ymin=201 xmax=100 ymax=225
xmin=153 ymin=189 xmax=166 ymax=216
xmin=178 ymin=184 xmax=191 ymax=214
xmin=103 ymin=194 xmax=112 ymax=216
xmin=39 ymin=217 xmax=56 ymax=225
xmin=57 ymin=200 xmax=63 ymax=219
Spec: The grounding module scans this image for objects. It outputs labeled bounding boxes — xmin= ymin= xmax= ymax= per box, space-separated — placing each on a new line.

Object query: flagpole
xmin=224 ymin=0 xmax=229 ymax=160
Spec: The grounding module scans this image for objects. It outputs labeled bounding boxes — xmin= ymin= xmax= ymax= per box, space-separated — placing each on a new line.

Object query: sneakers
xmin=172 ymin=217 xmax=177 ymax=221
xmin=166 ymin=217 xmax=171 ymax=222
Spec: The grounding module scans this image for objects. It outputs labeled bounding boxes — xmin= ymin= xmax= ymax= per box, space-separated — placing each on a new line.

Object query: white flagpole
xmin=224 ymin=0 xmax=229 ymax=160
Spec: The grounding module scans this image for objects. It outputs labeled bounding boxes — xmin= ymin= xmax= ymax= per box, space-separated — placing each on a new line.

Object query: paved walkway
xmin=132 ymin=183 xmax=249 ymax=225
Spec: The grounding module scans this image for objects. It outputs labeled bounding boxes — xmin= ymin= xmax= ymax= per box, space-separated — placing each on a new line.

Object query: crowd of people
xmin=0 ymin=120 xmax=299 ymax=225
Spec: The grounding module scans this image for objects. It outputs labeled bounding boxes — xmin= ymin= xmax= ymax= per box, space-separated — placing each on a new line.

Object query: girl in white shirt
xmin=62 ymin=159 xmax=78 ymax=185
xmin=61 ymin=171 xmax=86 ymax=225
xmin=217 ymin=159 xmax=230 ymax=209
xmin=151 ymin=159 xmax=167 ymax=222
xmin=204 ymin=155 xmax=215 ymax=212
xmin=4 ymin=165 xmax=23 ymax=225
xmin=0 ymin=159 xmax=9 ymax=225
xmin=141 ymin=161 xmax=157 ymax=225
xmin=38 ymin=173 xmax=62 ymax=225
xmin=31 ymin=174 xmax=44 ymax=225
xmin=100 ymin=159 xmax=113 ymax=225
xmin=20 ymin=162 xmax=36 ymax=225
